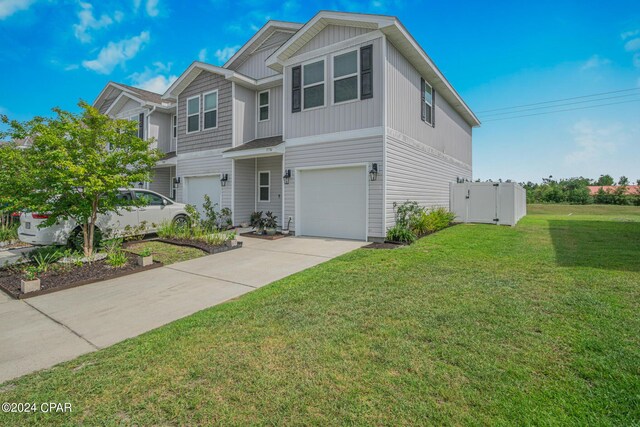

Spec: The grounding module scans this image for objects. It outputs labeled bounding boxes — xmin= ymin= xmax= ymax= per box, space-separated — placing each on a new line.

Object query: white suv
xmin=18 ymin=189 xmax=189 ymax=247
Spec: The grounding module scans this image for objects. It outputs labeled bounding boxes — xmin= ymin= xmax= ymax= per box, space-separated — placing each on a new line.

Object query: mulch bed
xmin=240 ymin=232 xmax=290 ymax=241
xmin=154 ymin=238 xmax=243 ymax=254
xmin=362 ymin=241 xmax=406 ymax=250
xmin=0 ymin=253 xmax=162 ymax=300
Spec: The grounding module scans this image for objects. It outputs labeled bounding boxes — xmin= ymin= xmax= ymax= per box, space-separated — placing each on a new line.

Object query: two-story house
xmin=94 ymin=11 xmax=480 ymax=242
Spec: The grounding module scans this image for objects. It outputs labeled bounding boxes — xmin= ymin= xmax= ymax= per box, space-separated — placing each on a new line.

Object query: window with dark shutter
xmin=360 ymin=45 xmax=373 ymax=99
xmin=291 ymin=65 xmax=301 ymax=113
xmin=431 ymin=88 xmax=436 ymax=127
xmin=138 ymin=113 xmax=144 ymax=138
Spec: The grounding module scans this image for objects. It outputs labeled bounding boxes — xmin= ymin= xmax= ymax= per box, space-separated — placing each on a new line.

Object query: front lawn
xmin=1 ymin=204 xmax=638 ymax=425
xmin=125 ymin=241 xmax=205 ymax=265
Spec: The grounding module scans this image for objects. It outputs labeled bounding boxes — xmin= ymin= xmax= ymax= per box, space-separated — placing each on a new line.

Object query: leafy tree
xmin=618 ymin=176 xmax=629 ymax=186
xmin=595 ymin=174 xmax=614 ymax=186
xmin=0 ymin=102 xmax=162 ymax=256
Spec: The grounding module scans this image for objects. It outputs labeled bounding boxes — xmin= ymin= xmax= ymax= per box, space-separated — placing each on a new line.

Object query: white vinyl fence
xmin=450 ymin=182 xmax=527 ymax=226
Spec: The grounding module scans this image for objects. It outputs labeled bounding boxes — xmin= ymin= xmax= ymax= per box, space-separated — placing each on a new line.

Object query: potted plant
xmin=250 ymin=211 xmax=264 ymax=234
xmin=264 ymin=211 xmax=278 ymax=236
xmin=137 ymin=247 xmax=153 ymax=267
xmin=21 ymin=266 xmax=41 ymax=293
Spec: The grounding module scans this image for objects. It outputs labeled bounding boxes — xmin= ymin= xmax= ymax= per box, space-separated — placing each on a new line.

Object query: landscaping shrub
xmin=386 ymin=225 xmax=416 ymax=244
xmin=29 ymin=247 xmax=67 ymax=273
xmin=0 ymin=223 xmax=18 ymax=242
xmin=387 ymin=202 xmax=456 ymax=244
xmin=105 ymin=249 xmax=128 ymax=267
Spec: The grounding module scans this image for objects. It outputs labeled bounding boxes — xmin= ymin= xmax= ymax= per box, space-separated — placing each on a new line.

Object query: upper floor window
xmin=421 ymin=78 xmax=434 ymax=126
xmin=172 ymin=115 xmax=177 ymax=138
xmin=187 ymin=96 xmax=200 ymax=133
xmin=303 ymin=60 xmax=325 ymax=110
xmin=203 ymin=91 xmax=218 ymax=129
xmin=258 ymin=90 xmax=269 ymax=121
xmin=333 ymin=50 xmax=358 ymax=104
xmin=129 ymin=114 xmax=144 ymax=138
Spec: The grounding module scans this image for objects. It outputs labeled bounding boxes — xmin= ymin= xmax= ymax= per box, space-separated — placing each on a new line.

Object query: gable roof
xmin=265 ymin=11 xmax=480 ymax=127
xmin=587 ymin=185 xmax=639 ymax=195
xmin=224 ymin=20 xmax=303 ymax=71
xmin=93 ymin=81 xmax=172 ymax=113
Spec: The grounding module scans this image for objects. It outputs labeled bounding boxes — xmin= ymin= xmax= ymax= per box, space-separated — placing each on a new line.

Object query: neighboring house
xmin=93 ymin=11 xmax=480 ymax=241
xmin=93 ymin=82 xmax=178 ymax=198
xmin=587 ymin=185 xmax=640 ymax=196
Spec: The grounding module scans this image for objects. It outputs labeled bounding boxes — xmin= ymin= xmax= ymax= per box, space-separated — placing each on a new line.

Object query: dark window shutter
xmin=291 ymin=66 xmax=301 ymax=113
xmin=420 ymin=78 xmax=426 ymax=122
xmin=360 ymin=45 xmax=373 ymax=99
xmin=431 ymin=88 xmax=436 ymax=127
xmin=138 ymin=113 xmax=145 ymax=138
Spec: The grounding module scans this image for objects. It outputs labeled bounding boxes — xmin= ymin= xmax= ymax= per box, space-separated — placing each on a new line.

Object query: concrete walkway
xmin=0 ymin=236 xmax=364 ymax=383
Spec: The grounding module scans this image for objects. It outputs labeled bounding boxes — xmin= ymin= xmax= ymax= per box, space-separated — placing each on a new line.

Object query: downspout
xmin=146 ymin=106 xmax=157 ymax=191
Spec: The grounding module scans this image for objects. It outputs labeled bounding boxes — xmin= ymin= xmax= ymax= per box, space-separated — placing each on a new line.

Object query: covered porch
xmin=223 ymin=136 xmax=286 ymax=229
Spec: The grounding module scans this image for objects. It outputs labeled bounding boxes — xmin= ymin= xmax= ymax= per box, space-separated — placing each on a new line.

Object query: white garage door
xmin=185 ymin=175 xmax=221 ymax=215
xmin=298 ymin=166 xmax=367 ymax=240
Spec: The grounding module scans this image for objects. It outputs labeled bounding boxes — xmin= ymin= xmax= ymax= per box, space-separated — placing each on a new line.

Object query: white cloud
xmin=214 ymin=45 xmax=240 ymax=64
xmin=621 ymin=29 xmax=640 ymax=40
xmin=624 ymin=37 xmax=640 ymax=52
xmin=82 ymin=31 xmax=150 ymax=74
xmin=73 ymin=2 xmax=122 ymax=43
xmin=0 ymin=0 xmax=35 ymax=19
xmin=565 ymin=120 xmax=623 ymax=165
xmin=198 ymin=48 xmax=207 ymax=62
xmin=580 ymin=54 xmax=611 ymax=71
xmin=129 ymin=62 xmax=176 ymax=93
xmin=65 ymin=64 xmax=79 ymax=71
xmin=145 ymin=0 xmax=158 ymax=16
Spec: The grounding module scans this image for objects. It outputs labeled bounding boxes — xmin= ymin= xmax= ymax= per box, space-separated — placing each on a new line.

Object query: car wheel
xmin=172 ymin=215 xmax=189 ymax=229
xmin=68 ymin=227 xmax=103 ymax=252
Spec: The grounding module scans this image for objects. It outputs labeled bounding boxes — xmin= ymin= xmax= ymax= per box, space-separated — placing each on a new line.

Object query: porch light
xmin=137 ymin=182 xmax=144 ymax=188
xmin=220 ymin=174 xmax=229 ymax=187
xmin=283 ymin=169 xmax=291 ymax=185
xmin=173 ymin=177 xmax=181 ymax=185
xmin=369 ymin=163 xmax=378 ymax=182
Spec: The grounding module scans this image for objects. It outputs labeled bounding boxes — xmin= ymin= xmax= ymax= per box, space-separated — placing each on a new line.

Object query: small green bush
xmin=139 ymin=247 xmax=152 ymax=257
xmin=28 ymin=246 xmax=66 ymax=273
xmin=0 ymin=224 xmax=18 ymax=242
xmin=386 ymin=225 xmax=416 ymax=244
xmin=416 ymin=207 xmax=456 ymax=234
xmin=106 ymin=250 xmax=128 ymax=267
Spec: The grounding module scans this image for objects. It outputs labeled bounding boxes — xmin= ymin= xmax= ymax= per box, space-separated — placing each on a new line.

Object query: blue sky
xmin=1 ymin=0 xmax=639 ymax=182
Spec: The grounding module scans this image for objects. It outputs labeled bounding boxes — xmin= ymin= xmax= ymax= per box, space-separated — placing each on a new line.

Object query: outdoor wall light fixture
xmin=220 ymin=174 xmax=229 ymax=187
xmin=173 ymin=177 xmax=181 ymax=185
xmin=137 ymin=182 xmax=144 ymax=188
xmin=369 ymin=163 xmax=378 ymax=181
xmin=283 ymin=169 xmax=292 ymax=184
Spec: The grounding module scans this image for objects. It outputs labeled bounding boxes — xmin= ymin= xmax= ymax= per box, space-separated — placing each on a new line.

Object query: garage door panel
xmin=299 ymin=166 xmax=366 ymax=241
xmin=185 ymin=176 xmax=221 ymax=215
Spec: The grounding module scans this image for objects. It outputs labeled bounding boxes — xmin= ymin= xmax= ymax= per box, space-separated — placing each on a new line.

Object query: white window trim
xmin=258 ymin=89 xmax=270 ymax=122
xmin=203 ymin=90 xmax=219 ymax=130
xmin=331 ymin=48 xmax=360 ymax=106
xmin=423 ymin=80 xmax=434 ymax=126
xmin=172 ymin=114 xmax=177 ymax=139
xmin=258 ymin=170 xmax=270 ymax=202
xmin=186 ymin=95 xmax=200 ymax=134
xmin=301 ymin=58 xmax=326 ymax=112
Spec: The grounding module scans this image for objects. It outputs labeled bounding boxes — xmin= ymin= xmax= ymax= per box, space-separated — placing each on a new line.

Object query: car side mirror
xmin=162 ymin=199 xmax=168 ymax=206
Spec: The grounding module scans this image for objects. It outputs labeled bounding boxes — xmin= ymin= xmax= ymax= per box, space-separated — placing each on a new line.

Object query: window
xmin=203 ymin=91 xmax=218 ymax=129
xmin=333 ymin=50 xmax=358 ymax=104
xmin=134 ymin=191 xmax=164 ymax=206
xmin=172 ymin=115 xmax=177 ymax=138
xmin=129 ymin=114 xmax=144 ymax=139
xmin=303 ymin=60 xmax=325 ymax=110
xmin=116 ymin=191 xmax=133 ymax=206
xmin=421 ymin=78 xmax=434 ymax=126
xmin=258 ymin=171 xmax=270 ymax=202
xmin=187 ymin=96 xmax=200 ymax=133
xmin=258 ymin=90 xmax=269 ymax=121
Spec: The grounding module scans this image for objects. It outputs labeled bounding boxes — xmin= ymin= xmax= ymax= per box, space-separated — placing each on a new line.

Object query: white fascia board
xmin=104 ymin=92 xmax=146 ymax=116
xmin=222 ymin=144 xmax=285 ymax=159
xmin=163 ymin=62 xmax=260 ymax=99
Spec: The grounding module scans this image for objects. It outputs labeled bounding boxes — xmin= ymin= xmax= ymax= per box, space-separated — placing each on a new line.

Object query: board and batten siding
xmin=256 ymin=156 xmax=283 ymax=225
xmin=284 ymin=36 xmax=384 ymax=139
xmin=233 ymin=158 xmax=256 ymax=225
xmin=296 ymin=25 xmax=373 ymax=56
xmin=233 ymin=84 xmax=256 ymax=145
xmin=284 ymin=135 xmax=384 ymax=239
xmin=237 ymin=45 xmax=282 ymax=80
xmin=257 ymin=85 xmax=283 ymax=139
xmin=386 ymin=41 xmax=472 ymax=165
xmin=175 ymin=151 xmax=232 ymax=210
xmin=177 ymin=71 xmax=232 ymax=154
xmin=385 ymin=133 xmax=472 ymax=229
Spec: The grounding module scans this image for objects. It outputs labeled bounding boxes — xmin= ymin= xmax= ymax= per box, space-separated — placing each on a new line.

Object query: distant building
xmin=587 ymin=185 xmax=639 ymax=196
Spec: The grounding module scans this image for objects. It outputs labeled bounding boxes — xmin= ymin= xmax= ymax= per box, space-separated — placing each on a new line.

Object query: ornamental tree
xmin=0 ymin=102 xmax=162 ymax=257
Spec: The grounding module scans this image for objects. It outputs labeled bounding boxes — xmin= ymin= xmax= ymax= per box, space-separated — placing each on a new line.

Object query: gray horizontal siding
xmin=176 ymin=152 xmax=232 ymax=211
xmin=385 ymin=133 xmax=472 ymax=229
xmin=234 ymin=84 xmax=256 ymax=145
xmin=284 ymin=37 xmax=384 ymax=139
xmin=386 ymin=41 xmax=472 ymax=165
xmin=256 ymin=156 xmax=283 ymax=225
xmin=284 ymin=135 xmax=384 ymax=239
xmin=233 ymin=158 xmax=255 ymax=225
xmin=177 ymin=71 xmax=232 ymax=154
xmin=257 ymin=85 xmax=283 ymax=139
xmin=149 ymin=167 xmax=172 ymax=197
xmin=295 ymin=25 xmax=373 ymax=56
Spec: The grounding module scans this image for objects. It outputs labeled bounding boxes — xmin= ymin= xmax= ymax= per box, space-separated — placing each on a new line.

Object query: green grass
xmin=125 ymin=241 xmax=205 ymax=265
xmin=1 ymin=204 xmax=639 ymax=425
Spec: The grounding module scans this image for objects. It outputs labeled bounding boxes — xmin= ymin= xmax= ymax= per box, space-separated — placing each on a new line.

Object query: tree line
xmin=521 ymin=175 xmax=640 ymax=205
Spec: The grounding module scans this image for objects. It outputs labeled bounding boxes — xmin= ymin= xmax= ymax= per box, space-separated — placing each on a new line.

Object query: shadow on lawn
xmin=548 ymin=219 xmax=640 ymax=272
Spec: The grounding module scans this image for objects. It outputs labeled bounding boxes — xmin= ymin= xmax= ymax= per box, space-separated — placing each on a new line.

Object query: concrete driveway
xmin=0 ymin=236 xmax=365 ymax=383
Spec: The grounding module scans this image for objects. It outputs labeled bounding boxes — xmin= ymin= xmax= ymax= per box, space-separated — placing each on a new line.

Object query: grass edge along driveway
xmin=1 ymin=204 xmax=638 ymax=425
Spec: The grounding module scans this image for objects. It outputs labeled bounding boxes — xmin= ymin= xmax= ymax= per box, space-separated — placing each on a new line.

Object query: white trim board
xmin=285 ymin=127 xmax=384 ymax=148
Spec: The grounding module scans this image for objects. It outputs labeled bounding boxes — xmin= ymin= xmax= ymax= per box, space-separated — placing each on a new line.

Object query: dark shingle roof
xmin=223 ymin=135 xmax=284 ymax=153
xmin=115 ymin=82 xmax=165 ymax=104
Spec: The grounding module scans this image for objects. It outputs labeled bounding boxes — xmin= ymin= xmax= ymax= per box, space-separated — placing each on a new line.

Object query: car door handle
xmin=139 ymin=208 xmax=146 ymax=211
